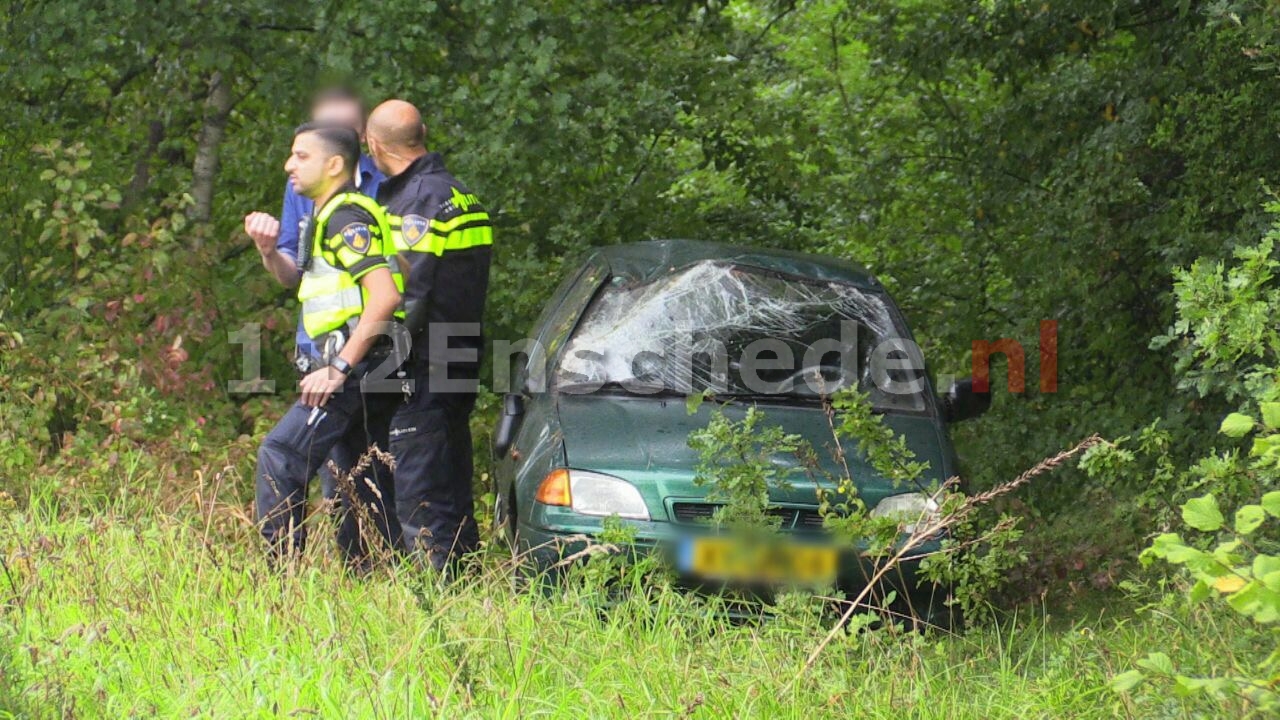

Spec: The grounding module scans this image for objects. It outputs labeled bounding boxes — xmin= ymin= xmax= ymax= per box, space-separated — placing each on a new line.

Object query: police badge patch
xmin=340 ymin=223 xmax=372 ymax=254
xmin=401 ymin=215 xmax=429 ymax=248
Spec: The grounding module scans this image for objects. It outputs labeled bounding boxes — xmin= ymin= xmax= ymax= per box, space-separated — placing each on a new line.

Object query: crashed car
xmin=491 ymin=240 xmax=988 ymax=620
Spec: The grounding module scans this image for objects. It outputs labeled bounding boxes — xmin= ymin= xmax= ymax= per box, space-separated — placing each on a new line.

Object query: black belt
xmin=295 ymin=338 xmax=396 ymax=376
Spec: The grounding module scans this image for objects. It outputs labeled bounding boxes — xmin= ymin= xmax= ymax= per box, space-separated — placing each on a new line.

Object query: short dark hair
xmin=294 ymin=122 xmax=360 ymax=176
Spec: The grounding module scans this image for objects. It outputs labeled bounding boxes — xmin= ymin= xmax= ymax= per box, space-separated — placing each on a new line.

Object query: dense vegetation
xmin=4 ymin=0 xmax=1280 ymax=715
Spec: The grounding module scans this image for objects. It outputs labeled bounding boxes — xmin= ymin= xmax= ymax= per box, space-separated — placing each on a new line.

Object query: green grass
xmin=0 ymin=481 xmax=1263 ymax=718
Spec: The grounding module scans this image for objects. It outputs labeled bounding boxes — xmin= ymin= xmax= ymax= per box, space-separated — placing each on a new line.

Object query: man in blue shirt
xmin=244 ymin=87 xmax=385 ymax=499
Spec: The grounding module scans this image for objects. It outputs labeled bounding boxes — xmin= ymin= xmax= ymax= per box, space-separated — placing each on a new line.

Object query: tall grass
xmin=0 ymin=466 xmax=1257 ymax=718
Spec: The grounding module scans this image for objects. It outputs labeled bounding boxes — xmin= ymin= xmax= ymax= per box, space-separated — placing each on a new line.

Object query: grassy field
xmin=0 ymin=475 xmax=1262 ymax=719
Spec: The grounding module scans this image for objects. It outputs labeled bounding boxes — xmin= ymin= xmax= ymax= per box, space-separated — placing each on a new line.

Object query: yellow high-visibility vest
xmin=297 ymin=192 xmax=405 ymax=339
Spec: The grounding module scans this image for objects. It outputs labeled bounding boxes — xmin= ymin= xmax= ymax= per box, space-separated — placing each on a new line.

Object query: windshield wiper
xmin=553 ymin=379 xmax=687 ymax=397
xmin=717 ymin=391 xmax=828 ymax=406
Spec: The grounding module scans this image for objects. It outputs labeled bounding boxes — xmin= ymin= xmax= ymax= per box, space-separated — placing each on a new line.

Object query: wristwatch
xmin=329 ymin=357 xmax=352 ymax=377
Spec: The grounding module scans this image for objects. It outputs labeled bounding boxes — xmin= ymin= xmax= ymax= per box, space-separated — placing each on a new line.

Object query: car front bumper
xmin=516 ymin=506 xmax=946 ymax=598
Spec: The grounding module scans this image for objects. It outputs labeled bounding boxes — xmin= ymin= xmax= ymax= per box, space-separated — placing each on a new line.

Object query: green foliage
xmin=924 ymin=512 xmax=1025 ymax=626
xmin=9 ymin=0 xmax=1280 ymax=700
xmin=6 ymin=0 xmax=1280 ymax=554
xmin=826 ymin=389 xmax=1028 ymax=624
xmin=1152 ymin=213 xmax=1280 ymax=403
xmin=1079 ymin=213 xmax=1280 ymax=599
xmin=820 ymin=389 xmax=929 ymax=555
xmin=1106 ymin=217 xmax=1280 ymax=715
xmin=1135 ymin=489 xmax=1280 ymax=712
xmin=559 ymin=514 xmax=674 ymax=606
xmin=2 ymin=484 xmax=1240 ymax=718
xmin=688 ymin=388 xmax=1032 ymax=627
xmin=1223 ymin=413 xmax=1259 ymax=438
xmin=0 ymin=144 xmax=245 ymax=499
xmin=830 ymin=389 xmax=932 ymax=490
xmin=688 ymin=402 xmax=806 ymax=530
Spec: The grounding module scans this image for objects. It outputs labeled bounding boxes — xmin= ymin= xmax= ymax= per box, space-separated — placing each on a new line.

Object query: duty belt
xmin=293 ymin=324 xmax=351 ymax=375
xmin=294 ymin=321 xmax=407 ymax=375
xmin=295 ymin=339 xmax=401 ymax=375
xmin=294 ymin=351 xmax=323 ymax=376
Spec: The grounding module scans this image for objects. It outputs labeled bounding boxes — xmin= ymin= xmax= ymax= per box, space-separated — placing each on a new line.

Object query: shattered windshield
xmin=554 ymin=262 xmax=928 ymax=412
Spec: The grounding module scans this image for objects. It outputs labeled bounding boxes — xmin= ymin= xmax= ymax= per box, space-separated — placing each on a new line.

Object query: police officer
xmin=365 ymin=99 xmax=493 ymax=571
xmin=244 ymin=88 xmax=384 ymax=501
xmin=255 ymin=121 xmax=405 ymax=565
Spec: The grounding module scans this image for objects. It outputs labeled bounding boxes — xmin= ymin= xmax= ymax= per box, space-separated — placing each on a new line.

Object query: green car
xmin=491 ymin=240 xmax=988 ymax=617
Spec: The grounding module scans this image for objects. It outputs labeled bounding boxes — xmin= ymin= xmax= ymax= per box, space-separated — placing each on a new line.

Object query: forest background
xmin=4 ymin=0 xmax=1280 ymax=716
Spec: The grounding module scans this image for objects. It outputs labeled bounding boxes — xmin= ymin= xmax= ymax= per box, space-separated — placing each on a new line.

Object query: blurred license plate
xmin=678 ymin=536 xmax=837 ymax=584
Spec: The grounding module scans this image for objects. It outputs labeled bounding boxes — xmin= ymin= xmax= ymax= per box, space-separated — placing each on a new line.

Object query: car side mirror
xmin=941 ymin=377 xmax=991 ymax=423
xmin=493 ymin=392 xmax=526 ymax=456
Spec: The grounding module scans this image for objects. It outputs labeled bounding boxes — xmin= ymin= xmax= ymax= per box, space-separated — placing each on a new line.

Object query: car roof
xmin=590 ymin=239 xmax=882 ymax=290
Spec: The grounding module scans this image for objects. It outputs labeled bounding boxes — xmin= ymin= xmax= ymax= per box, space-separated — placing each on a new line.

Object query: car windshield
xmin=554 ymin=261 xmax=927 ymax=412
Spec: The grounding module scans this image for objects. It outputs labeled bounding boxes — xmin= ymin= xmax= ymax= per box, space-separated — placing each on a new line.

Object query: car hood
xmin=554 ymin=393 xmax=949 ymax=510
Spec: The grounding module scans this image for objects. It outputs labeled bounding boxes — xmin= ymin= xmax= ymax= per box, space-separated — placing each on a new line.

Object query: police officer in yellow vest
xmin=255 ymin=121 xmax=407 ymax=564
xmin=366 ymin=100 xmax=493 ymax=572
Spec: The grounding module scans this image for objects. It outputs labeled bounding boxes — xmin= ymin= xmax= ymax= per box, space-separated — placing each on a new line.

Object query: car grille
xmin=670 ymin=502 xmax=827 ymax=531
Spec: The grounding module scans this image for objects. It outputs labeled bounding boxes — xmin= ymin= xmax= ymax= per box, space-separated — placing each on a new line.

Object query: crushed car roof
xmin=592 ymin=239 xmax=882 ymax=290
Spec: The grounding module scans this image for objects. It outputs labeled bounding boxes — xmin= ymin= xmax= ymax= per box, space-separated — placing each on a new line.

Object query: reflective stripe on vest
xmin=302 ymin=286 xmax=363 ymax=318
xmin=389 ymin=208 xmax=493 ymax=256
xmin=297 ymin=193 xmax=403 ymax=338
xmin=298 ymin=251 xmax=360 ymax=339
xmin=318 ymin=192 xmax=407 ymax=296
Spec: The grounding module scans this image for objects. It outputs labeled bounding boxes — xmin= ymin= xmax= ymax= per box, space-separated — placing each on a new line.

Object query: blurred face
xmin=312 ymin=99 xmax=364 ymax=140
xmin=283 ymin=132 xmax=341 ymax=199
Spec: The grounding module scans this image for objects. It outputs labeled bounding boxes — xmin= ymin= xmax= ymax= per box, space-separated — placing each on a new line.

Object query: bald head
xmin=368 ymin=99 xmax=426 ymax=150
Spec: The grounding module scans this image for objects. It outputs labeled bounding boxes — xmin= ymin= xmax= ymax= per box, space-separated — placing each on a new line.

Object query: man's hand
xmin=244 ymin=212 xmax=282 ymax=256
xmin=299 ymin=366 xmax=346 ymax=408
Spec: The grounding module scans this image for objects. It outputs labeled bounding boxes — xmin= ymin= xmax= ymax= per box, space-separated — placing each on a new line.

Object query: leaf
xmin=1213 ymin=539 xmax=1241 ymax=556
xmin=1250 ymin=435 xmax=1280 ymax=458
xmin=1137 ymin=652 xmax=1175 ymax=675
xmin=1147 ymin=533 xmax=1203 ymax=564
xmin=1262 ymin=491 xmax=1280 ymax=518
xmin=1254 ymin=588 xmax=1280 ymax=623
xmin=1253 ymin=554 xmax=1280 ymax=590
xmin=1225 ymin=581 xmax=1267 ymax=621
xmin=1174 ymin=675 xmax=1216 ymax=694
xmin=1189 ymin=578 xmax=1213 ymax=603
xmin=1182 ymin=494 xmax=1224 ymax=532
xmin=1220 ymin=413 xmax=1255 ymax=438
xmin=686 ymin=390 xmax=707 ymax=416
xmin=1235 ymin=505 xmax=1266 ymax=535
xmin=1110 ymin=670 xmax=1145 ymax=693
xmin=1213 ymin=574 xmax=1246 ymax=593
xmin=1263 ymin=403 xmax=1280 ymax=430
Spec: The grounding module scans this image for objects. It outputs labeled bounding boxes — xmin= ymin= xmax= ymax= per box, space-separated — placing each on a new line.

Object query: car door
xmin=493 ymin=254 xmax=612 ymax=540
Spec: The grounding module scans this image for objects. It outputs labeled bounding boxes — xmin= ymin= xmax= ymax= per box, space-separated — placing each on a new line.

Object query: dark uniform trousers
xmin=389 ymin=361 xmax=479 ymax=570
xmin=294 ymin=355 xmax=355 ymax=502
xmin=317 ymin=431 xmax=353 ymax=501
xmin=255 ymin=361 xmax=404 ymax=563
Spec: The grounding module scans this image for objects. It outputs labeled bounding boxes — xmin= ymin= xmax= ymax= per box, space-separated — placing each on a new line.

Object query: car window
xmin=523 ymin=261 xmax=608 ymax=389
xmin=553 ymin=261 xmax=927 ymax=412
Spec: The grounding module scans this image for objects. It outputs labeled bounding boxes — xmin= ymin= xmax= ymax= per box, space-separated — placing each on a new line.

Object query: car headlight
xmin=869 ymin=492 xmax=939 ymax=534
xmin=535 ymin=469 xmax=650 ymax=520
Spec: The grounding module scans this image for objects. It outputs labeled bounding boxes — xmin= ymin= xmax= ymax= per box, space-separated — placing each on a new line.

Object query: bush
xmin=1104 ymin=211 xmax=1280 ymax=715
xmin=0 ymin=143 xmax=245 ymax=503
